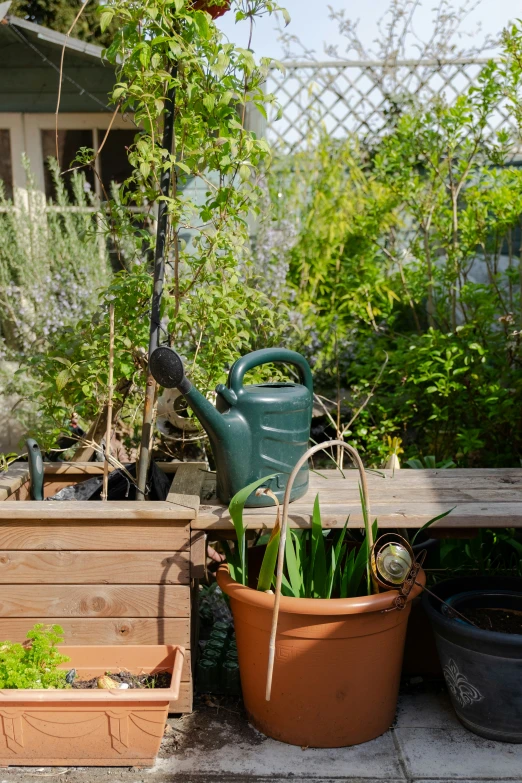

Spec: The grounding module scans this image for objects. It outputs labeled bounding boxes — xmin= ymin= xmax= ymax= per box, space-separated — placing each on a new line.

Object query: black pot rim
xmin=422 ymin=575 xmax=522 ymax=647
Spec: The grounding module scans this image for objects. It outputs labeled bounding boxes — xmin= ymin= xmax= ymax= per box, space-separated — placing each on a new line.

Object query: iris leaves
xmin=280 ymin=494 xmax=377 ymax=599
xmin=225 ymin=481 xmax=453 ymax=599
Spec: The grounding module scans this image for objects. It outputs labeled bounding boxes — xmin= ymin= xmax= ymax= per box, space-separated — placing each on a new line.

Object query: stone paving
xmin=1 ymin=685 xmax=522 ymax=783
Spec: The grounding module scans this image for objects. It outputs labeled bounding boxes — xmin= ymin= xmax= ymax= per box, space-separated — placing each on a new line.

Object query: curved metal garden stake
xmin=266 ymin=439 xmax=374 ymax=701
xmin=136 ymin=65 xmax=177 ymax=500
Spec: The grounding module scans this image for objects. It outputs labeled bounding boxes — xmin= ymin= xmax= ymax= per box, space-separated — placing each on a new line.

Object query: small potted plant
xmin=424 ymin=575 xmax=522 ymax=743
xmin=193 ymin=0 xmax=231 ymax=19
xmin=0 ymin=624 xmax=185 ymax=767
xmin=217 ymin=440 xmax=443 ymax=748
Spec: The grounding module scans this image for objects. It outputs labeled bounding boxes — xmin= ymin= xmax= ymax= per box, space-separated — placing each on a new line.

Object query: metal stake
xmin=136 ymin=65 xmax=177 ymax=500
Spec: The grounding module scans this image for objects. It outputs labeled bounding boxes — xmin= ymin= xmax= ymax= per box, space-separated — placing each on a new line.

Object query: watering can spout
xmin=182 ymin=385 xmax=231 ymax=444
xmin=148 ymin=346 xmax=232 ymax=447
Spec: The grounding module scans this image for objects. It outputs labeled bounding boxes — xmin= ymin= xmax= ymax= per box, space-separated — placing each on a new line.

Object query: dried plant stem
xmin=102 ymin=303 xmax=115 ymax=501
xmin=55 ymin=0 xmax=92 ymax=165
xmin=266 ymin=439 xmax=375 ymax=701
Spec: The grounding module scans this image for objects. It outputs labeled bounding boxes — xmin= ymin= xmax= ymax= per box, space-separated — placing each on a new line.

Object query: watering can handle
xmin=228 ymin=348 xmax=313 ymax=395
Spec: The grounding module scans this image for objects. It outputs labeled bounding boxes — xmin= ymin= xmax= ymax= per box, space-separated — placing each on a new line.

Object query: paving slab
xmin=156 ymin=698 xmax=405 ymax=780
xmin=395 ymin=687 xmax=459 ymax=729
xmin=395 ymin=727 xmax=522 ymax=779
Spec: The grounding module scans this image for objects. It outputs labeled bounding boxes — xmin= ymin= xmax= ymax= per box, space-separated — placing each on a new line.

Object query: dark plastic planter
xmin=423 ymin=576 xmax=522 ymax=743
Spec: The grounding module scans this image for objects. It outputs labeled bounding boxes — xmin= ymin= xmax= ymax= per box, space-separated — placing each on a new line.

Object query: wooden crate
xmin=0 ymin=460 xmax=208 ymax=713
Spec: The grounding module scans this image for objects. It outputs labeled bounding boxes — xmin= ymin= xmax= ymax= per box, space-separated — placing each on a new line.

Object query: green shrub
xmin=268 ymin=46 xmax=522 ymax=468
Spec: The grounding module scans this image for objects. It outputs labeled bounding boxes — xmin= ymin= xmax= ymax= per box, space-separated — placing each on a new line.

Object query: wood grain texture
xmin=170 ymin=681 xmax=192 ymax=713
xmin=40 ymin=461 xmax=183 ymax=476
xmin=195 ymin=468 xmax=522 ymax=529
xmin=0 ymin=464 xmax=29 ymax=501
xmin=0 ymin=585 xmax=190 ymax=618
xmin=190 ymin=531 xmax=206 ymax=579
xmin=0 ymin=551 xmax=190 ymax=584
xmin=0 ymin=618 xmax=190 ymax=647
xmin=0 ymin=462 xmax=206 ymax=502
xmin=0 ymin=521 xmax=190 ymax=551
xmin=167 ymin=463 xmax=208 ymax=516
xmin=0 ymin=501 xmax=194 ymax=521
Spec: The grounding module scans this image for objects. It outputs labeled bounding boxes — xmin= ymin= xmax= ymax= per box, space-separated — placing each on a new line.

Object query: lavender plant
xmin=0 ymin=157 xmax=110 ymax=359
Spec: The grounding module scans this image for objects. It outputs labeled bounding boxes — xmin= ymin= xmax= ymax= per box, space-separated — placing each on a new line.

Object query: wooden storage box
xmin=0 ymin=461 xmax=207 ymax=713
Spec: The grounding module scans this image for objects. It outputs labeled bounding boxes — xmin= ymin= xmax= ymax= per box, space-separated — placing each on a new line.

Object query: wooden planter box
xmin=0 ymin=461 xmax=208 ymax=713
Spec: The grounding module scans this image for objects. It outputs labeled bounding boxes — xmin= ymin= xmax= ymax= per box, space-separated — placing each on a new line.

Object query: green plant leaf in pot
xmin=227 ymin=474 xmax=278 ymax=586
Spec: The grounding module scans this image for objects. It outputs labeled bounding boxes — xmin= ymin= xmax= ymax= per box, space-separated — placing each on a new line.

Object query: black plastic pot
xmin=423 ymin=576 xmax=522 ymax=743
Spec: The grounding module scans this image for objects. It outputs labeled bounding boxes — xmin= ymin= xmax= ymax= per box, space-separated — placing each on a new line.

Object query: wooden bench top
xmin=194 ymin=468 xmax=522 ymax=530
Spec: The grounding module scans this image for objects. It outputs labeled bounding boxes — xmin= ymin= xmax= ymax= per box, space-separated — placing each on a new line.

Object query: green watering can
xmin=149 ymin=347 xmax=313 ymax=507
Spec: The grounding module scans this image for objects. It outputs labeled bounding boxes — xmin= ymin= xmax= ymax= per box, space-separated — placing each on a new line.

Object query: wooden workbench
xmin=194 ymin=468 xmax=522 ymax=530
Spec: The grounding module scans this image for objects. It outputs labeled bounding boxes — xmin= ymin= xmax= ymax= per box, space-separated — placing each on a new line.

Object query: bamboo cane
xmin=101 ymin=302 xmax=115 ymax=501
xmin=265 ymin=439 xmax=375 ymax=701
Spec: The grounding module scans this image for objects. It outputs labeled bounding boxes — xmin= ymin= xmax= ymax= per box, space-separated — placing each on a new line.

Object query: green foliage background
xmin=3 ymin=3 xmax=522 ymax=475
xmin=10 ymin=0 xmax=119 ymax=46
xmin=268 ymin=42 xmax=522 ymax=469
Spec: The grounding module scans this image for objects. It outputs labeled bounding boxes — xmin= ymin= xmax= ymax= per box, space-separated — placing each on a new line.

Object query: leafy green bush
xmin=0 ymin=624 xmax=69 ymax=689
xmin=269 ymin=42 xmax=522 ymax=468
xmin=4 ymin=1 xmax=288 ymax=454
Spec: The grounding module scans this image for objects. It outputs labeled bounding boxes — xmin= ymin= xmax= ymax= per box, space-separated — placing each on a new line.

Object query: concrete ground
xmin=1 ymin=683 xmax=522 ymax=783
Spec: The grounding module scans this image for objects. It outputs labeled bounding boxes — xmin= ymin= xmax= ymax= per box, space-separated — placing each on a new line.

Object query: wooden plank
xmin=0 ymin=585 xmax=190 ymax=618
xmin=0 ymin=551 xmax=190 ymax=583
xmin=0 ymin=521 xmax=190 ymax=551
xmin=309 ymin=469 xmax=522 ymax=487
xmin=167 ymin=463 xmax=208 ymax=515
xmin=170 ymin=680 xmax=192 ymax=714
xmin=0 ymin=618 xmax=190 ymax=647
xmin=195 ymin=468 xmax=522 ymax=529
xmin=0 ymin=464 xmax=29 ymax=502
xmin=190 ymin=531 xmax=206 ymax=579
xmin=0 ymin=501 xmax=194 ymax=521
xmin=195 ymin=502 xmax=522 ymax=530
xmin=203 ymin=487 xmax=522 ymax=506
xmin=38 ymin=461 xmax=192 ymax=477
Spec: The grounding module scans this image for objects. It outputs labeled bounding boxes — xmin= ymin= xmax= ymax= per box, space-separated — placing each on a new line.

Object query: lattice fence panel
xmin=266 ymin=57 xmax=515 ymax=151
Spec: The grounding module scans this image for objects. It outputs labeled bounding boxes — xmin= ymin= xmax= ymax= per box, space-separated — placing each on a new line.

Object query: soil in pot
xmin=217 ymin=565 xmax=425 ymax=748
xmin=464 ymin=606 xmax=522 ymax=633
xmin=424 ymin=577 xmax=522 ymax=743
xmin=72 ymin=671 xmax=171 ymax=689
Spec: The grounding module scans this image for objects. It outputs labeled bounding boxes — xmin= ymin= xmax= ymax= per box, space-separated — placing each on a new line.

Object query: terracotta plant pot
xmin=217 ymin=566 xmax=424 ymax=747
xmin=193 ymin=0 xmax=231 ymax=19
xmin=0 ymin=645 xmax=184 ymax=767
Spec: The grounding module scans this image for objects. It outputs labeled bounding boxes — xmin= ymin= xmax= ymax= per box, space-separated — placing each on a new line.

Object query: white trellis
xmin=266 ymin=57 xmax=515 ymax=150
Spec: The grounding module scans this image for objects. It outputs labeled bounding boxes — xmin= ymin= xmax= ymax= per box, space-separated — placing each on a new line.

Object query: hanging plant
xmin=193 ymin=0 xmax=231 ymax=18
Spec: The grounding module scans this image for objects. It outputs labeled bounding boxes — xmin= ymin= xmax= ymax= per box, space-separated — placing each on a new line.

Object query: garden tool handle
xmin=228 ymin=348 xmax=313 ymax=396
xmin=26 ymin=438 xmax=44 ymax=501
xmin=266 ymin=440 xmax=375 ymax=702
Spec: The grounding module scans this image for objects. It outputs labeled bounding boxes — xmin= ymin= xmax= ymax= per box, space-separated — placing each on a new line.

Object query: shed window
xmin=98 ymin=129 xmax=136 ymax=194
xmin=41 ymin=129 xmax=95 ymax=201
xmin=0 ymin=130 xmax=13 ymax=200
xmin=41 ymin=128 xmax=134 ymax=201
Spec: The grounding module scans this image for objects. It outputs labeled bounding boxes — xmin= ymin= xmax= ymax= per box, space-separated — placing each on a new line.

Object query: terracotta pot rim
xmin=217 ymin=565 xmax=425 ymax=615
xmin=0 ymin=645 xmax=185 ymax=703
